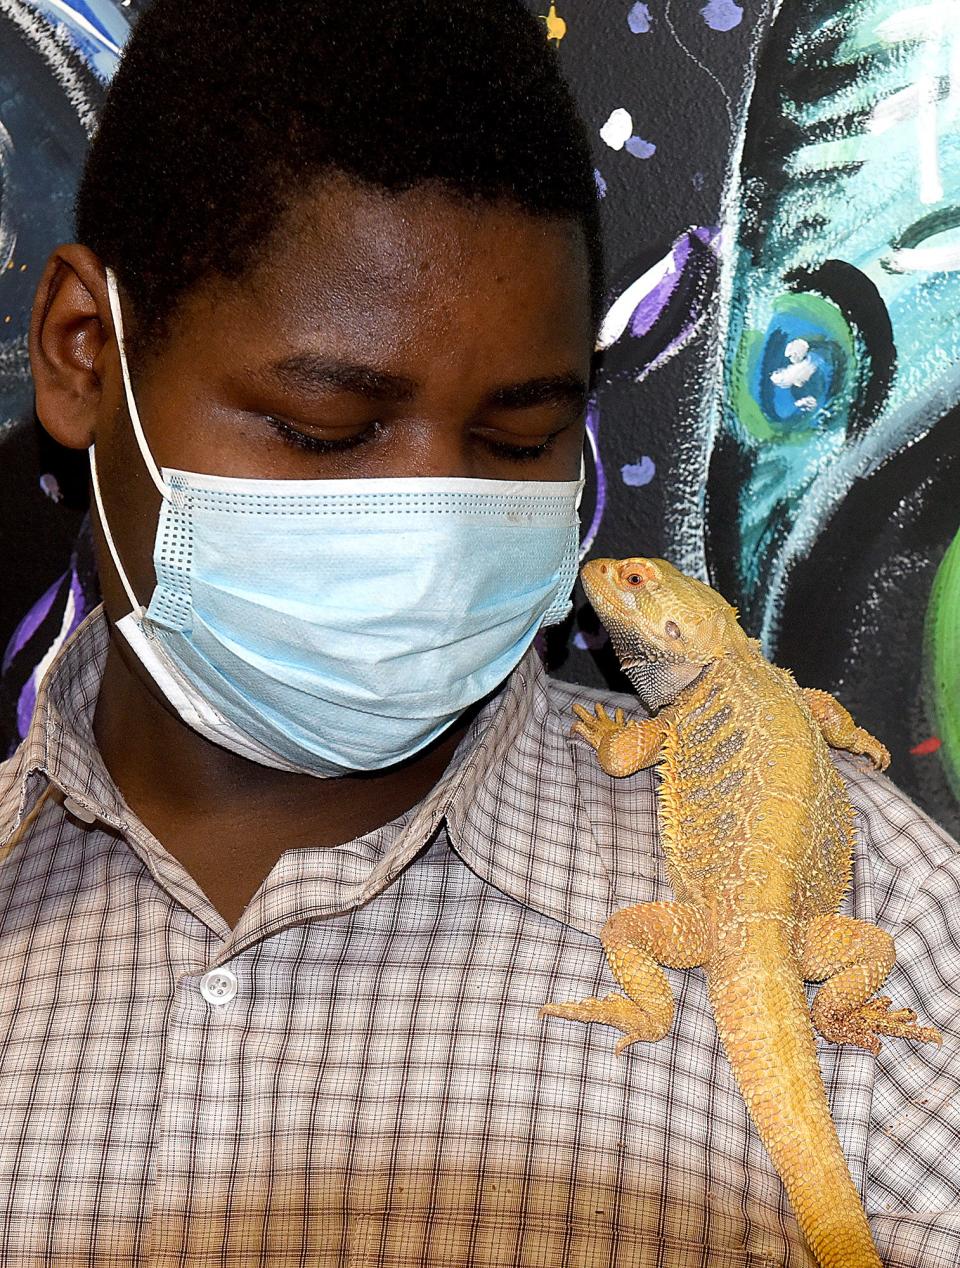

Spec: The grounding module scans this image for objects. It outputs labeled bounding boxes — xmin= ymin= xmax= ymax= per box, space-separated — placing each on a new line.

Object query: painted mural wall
xmin=0 ymin=1 xmax=957 ymax=837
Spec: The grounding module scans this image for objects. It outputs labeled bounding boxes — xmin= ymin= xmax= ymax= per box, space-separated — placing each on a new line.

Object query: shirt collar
xmin=445 ymin=652 xmax=617 ymax=935
xmin=1 ymin=608 xmax=124 ymax=837
xmin=2 ymin=607 xmax=618 ymax=946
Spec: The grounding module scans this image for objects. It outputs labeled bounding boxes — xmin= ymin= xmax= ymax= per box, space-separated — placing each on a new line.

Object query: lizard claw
xmin=571 ymin=702 xmax=629 ymax=752
xmin=540 ymin=991 xmax=670 ymax=1047
xmin=815 ymin=995 xmax=942 ymax=1054
xmin=852 ymin=728 xmax=891 ymax=772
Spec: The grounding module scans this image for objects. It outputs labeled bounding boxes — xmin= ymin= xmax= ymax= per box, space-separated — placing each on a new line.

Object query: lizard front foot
xmin=540 ymin=992 xmax=671 ymax=1052
xmin=571 ymin=703 xmax=627 ymax=752
xmin=571 ymin=704 xmax=665 ymax=777
xmin=850 ymin=728 xmax=891 ymax=772
xmin=815 ymin=995 xmax=943 ymax=1055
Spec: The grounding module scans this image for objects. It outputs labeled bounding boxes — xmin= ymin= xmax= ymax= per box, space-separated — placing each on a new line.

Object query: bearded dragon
xmin=540 ymin=557 xmax=941 ymax=1268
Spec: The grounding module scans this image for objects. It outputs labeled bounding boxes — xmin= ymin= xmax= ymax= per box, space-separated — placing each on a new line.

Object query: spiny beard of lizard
xmin=621 ymin=655 xmax=707 ymax=711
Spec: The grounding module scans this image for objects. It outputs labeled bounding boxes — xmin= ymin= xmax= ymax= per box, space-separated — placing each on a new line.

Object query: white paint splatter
xmin=596 ymin=248 xmax=677 ymax=351
xmin=0 ymin=120 xmax=16 ymax=272
xmin=600 ymin=108 xmax=633 ymax=151
xmin=884 ymin=243 xmax=960 ymax=272
xmin=0 ymin=0 xmax=100 ymax=135
xmin=873 ymin=2 xmax=957 ymax=205
xmin=877 ymin=2 xmax=956 ymax=45
xmin=870 ymin=83 xmax=926 ymax=134
xmin=770 ymin=338 xmax=816 ymax=389
xmin=917 ymin=60 xmax=944 ymax=204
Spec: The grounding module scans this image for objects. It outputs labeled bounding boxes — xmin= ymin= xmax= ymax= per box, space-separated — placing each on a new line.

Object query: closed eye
xmin=265 ymin=416 xmax=377 ymax=453
xmin=483 ymin=433 xmax=560 ymax=461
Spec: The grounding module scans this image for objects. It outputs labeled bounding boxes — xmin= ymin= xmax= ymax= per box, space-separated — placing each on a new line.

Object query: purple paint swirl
xmin=579 ymin=400 xmax=606 ymax=559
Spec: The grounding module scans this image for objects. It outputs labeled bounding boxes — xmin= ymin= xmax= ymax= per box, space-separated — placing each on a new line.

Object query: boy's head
xmin=73 ymin=0 xmax=603 ymax=361
xmin=32 ymin=0 xmax=601 ymax=659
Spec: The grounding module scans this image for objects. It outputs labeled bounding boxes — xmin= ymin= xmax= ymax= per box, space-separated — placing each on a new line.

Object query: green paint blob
xmin=926 ymin=527 xmax=960 ymax=801
xmin=728 ymin=292 xmax=856 ymax=444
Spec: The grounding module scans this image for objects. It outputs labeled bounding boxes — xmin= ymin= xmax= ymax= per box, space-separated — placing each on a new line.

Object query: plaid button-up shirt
xmin=0 ymin=609 xmax=958 ymax=1267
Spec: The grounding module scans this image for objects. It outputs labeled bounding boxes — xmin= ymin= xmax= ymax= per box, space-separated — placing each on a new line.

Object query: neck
xmin=93 ymin=635 xmax=472 ymax=915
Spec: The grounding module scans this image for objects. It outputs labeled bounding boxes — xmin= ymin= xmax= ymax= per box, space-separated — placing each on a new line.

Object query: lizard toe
xmin=540 ymin=992 xmax=670 ymax=1045
xmin=814 ymin=996 xmax=941 ymax=1052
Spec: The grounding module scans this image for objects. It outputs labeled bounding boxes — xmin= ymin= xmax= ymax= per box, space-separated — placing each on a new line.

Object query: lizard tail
xmin=707 ymin=926 xmax=882 ymax=1268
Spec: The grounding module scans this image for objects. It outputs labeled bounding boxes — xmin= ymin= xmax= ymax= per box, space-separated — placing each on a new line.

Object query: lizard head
xmin=580 ymin=556 xmax=750 ymax=709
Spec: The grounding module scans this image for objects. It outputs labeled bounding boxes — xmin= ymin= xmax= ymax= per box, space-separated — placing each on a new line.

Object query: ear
xmin=29 ymin=244 xmax=115 ymax=451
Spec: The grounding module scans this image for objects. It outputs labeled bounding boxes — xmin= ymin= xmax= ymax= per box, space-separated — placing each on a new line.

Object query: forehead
xmin=202 ymin=174 xmax=594 ymax=373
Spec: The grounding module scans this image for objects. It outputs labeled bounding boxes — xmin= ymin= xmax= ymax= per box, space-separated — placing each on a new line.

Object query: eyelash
xmin=266 ymin=417 xmax=560 ymax=461
xmin=265 ymin=417 xmax=372 ymax=454
xmin=485 ymin=436 xmax=557 ymax=462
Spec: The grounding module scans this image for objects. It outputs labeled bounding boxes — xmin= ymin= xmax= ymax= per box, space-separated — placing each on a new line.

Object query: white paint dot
xmin=600 ymin=108 xmax=633 ymax=152
xmin=784 ymin=338 xmax=809 ymax=362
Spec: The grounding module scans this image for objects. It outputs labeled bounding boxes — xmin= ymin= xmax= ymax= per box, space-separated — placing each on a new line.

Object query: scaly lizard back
xmin=541 ymin=557 xmax=941 ymax=1268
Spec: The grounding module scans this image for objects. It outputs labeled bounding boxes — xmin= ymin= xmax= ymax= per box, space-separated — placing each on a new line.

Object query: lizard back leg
xmin=801 ymin=688 xmax=891 ymax=771
xmin=540 ymin=900 xmax=709 ymax=1055
xmin=802 ymin=913 xmax=941 ymax=1055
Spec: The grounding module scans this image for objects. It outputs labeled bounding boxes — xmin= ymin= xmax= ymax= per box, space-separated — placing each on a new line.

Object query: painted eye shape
xmin=665 ymin=620 xmax=682 ymax=639
xmin=731 ymin=290 xmax=856 ymax=441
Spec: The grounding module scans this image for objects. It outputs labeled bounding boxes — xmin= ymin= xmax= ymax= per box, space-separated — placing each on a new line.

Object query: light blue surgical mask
xmin=89 ymin=267 xmax=584 ymax=777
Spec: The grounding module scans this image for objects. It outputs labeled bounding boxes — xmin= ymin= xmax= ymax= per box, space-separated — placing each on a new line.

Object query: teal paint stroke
xmin=701 ymin=0 xmax=960 ymax=647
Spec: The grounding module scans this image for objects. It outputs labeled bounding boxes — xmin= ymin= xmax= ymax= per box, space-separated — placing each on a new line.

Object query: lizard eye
xmin=665 ymin=620 xmax=682 ymax=639
xmin=618 ymin=561 xmax=657 ymax=588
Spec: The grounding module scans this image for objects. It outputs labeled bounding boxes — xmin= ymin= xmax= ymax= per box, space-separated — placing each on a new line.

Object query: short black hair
xmin=74 ymin=0 xmax=603 ymax=351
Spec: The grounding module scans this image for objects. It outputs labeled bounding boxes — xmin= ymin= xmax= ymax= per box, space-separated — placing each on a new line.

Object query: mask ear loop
xmin=89 ymin=446 xmax=144 ymax=618
xmin=103 ymin=267 xmax=168 ymax=501
xmin=88 ymin=267 xmax=170 ymax=619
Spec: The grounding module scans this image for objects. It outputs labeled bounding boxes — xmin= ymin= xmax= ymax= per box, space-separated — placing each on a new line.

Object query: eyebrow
xmin=267 ymin=355 xmax=417 ymax=402
xmin=264 ymin=355 xmax=588 ymax=411
xmin=487 ymin=372 xmax=589 ymax=411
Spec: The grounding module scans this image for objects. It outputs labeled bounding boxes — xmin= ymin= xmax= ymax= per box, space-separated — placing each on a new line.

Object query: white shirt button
xmin=63 ymin=795 xmax=98 ymax=825
xmin=199 ymin=968 xmax=238 ymax=1006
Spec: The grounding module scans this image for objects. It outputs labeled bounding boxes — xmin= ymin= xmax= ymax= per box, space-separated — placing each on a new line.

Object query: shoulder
xmin=537 ymin=670 xmax=669 ymax=908
xmin=543 ymin=672 xmax=643 ymax=722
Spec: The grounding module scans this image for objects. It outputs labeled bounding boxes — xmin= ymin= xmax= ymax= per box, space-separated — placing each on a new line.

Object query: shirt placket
xmin=146 ymin=947 xmax=248 ymax=1264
